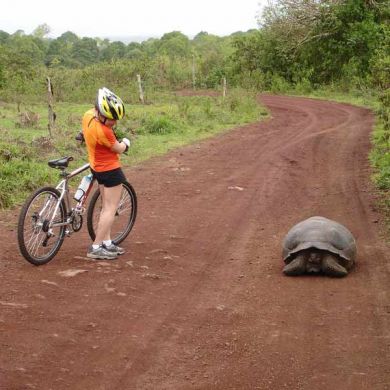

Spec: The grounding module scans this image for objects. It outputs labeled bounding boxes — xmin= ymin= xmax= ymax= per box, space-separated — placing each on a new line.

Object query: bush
xmin=0 ymin=159 xmax=53 ymax=208
xmin=235 ymin=70 xmax=268 ymax=91
xmin=202 ymin=98 xmax=214 ymax=118
xmin=371 ymin=150 xmax=390 ymax=190
xmin=138 ymin=115 xmax=178 ymax=134
xmin=294 ymin=77 xmax=313 ymax=94
xmin=270 ymin=74 xmax=291 ymax=93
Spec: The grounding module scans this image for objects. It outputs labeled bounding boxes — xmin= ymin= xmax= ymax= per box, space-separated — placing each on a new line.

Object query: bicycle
xmin=17 ymin=156 xmax=137 ymax=266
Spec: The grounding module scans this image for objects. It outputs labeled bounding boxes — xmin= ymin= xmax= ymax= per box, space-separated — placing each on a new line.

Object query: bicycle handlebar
xmin=75 ymin=132 xmax=85 ymax=143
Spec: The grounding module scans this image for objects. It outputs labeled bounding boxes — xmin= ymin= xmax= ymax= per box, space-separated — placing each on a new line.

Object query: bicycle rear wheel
xmin=87 ymin=181 xmax=137 ymax=245
xmin=18 ymin=187 xmax=66 ymax=265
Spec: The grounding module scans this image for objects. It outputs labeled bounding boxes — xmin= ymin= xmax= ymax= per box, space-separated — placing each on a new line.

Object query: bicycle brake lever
xmin=75 ymin=132 xmax=85 ymax=143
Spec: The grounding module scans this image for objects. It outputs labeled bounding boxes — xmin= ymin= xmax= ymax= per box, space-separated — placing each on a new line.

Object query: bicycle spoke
xmin=118 ymin=193 xmax=129 ymax=206
xmin=26 ymin=233 xmax=38 ymax=254
xmin=111 ymin=188 xmax=134 ymax=240
xmin=25 ymin=224 xmax=45 ymax=256
xmin=30 ymin=232 xmax=46 ymax=257
xmin=19 ymin=188 xmax=66 ymax=264
xmin=25 ymin=197 xmax=58 ymax=256
xmin=116 ymin=206 xmax=132 ymax=215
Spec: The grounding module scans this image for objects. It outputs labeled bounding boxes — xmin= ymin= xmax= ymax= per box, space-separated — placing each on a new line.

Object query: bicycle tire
xmin=87 ymin=181 xmax=137 ymax=245
xmin=17 ymin=186 xmax=67 ymax=265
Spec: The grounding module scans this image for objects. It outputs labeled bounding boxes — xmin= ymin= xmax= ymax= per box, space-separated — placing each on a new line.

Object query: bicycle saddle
xmin=48 ymin=156 xmax=74 ymax=169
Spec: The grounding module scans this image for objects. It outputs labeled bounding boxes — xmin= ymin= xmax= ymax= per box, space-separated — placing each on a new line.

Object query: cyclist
xmin=82 ymin=87 xmax=131 ymax=260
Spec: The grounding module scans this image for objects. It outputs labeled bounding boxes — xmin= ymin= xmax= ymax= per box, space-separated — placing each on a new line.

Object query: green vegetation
xmin=0 ymin=0 xmax=388 ymax=218
xmin=370 ymin=89 xmax=390 ymax=224
xmin=0 ymin=91 xmax=266 ymax=208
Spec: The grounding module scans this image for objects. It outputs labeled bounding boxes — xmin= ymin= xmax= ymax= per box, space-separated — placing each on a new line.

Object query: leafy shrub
xmin=227 ymin=95 xmax=240 ymax=112
xmin=221 ymin=90 xmax=264 ymax=121
xmin=270 ymin=74 xmax=291 ymax=93
xmin=0 ymin=159 xmax=53 ymax=208
xmin=202 ymin=98 xmax=214 ymax=118
xmin=138 ymin=115 xmax=177 ymax=134
xmin=371 ymin=150 xmax=390 ymax=190
xmin=234 ymin=70 xmax=268 ymax=91
xmin=378 ymin=89 xmax=390 ymax=131
xmin=177 ymin=99 xmax=191 ymax=118
xmin=294 ymin=77 xmax=313 ymax=94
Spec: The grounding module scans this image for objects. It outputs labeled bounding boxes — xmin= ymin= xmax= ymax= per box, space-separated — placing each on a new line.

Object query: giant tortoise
xmin=282 ymin=216 xmax=356 ymax=277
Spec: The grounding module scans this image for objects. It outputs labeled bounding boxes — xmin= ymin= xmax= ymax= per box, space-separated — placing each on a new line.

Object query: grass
xmin=0 ymin=89 xmax=267 ymax=209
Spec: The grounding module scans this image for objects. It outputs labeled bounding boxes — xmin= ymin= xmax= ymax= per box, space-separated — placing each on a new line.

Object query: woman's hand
xmin=122 ymin=138 xmax=130 ymax=152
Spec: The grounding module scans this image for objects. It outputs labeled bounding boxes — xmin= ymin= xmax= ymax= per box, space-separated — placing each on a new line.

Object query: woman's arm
xmin=110 ymin=140 xmax=128 ymax=154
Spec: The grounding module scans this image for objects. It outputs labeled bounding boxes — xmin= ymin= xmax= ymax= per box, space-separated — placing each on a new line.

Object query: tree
xmin=46 ymin=31 xmax=80 ymax=67
xmin=126 ymin=42 xmax=143 ymax=59
xmin=159 ymin=31 xmax=191 ymax=58
xmin=6 ymin=34 xmax=46 ymax=65
xmin=59 ymin=31 xmax=79 ymax=45
xmin=0 ymin=39 xmax=45 ymax=106
xmin=100 ymin=41 xmax=126 ymax=61
xmin=33 ymin=23 xmax=51 ymax=39
xmin=0 ymin=30 xmax=10 ymax=44
xmin=12 ymin=30 xmax=25 ymax=37
xmin=192 ymin=33 xmax=232 ymax=88
xmin=71 ymin=37 xmax=99 ymax=66
xmin=253 ymin=0 xmax=387 ymax=84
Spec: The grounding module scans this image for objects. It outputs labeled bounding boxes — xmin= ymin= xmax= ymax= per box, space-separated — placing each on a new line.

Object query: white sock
xmin=92 ymin=244 xmax=100 ymax=250
xmin=103 ymin=240 xmax=112 ymax=247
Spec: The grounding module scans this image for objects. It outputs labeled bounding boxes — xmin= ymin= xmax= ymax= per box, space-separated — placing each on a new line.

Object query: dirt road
xmin=0 ymin=95 xmax=389 ymax=389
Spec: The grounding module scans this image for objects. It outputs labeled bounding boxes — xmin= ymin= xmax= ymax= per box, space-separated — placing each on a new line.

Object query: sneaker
xmin=87 ymin=245 xmax=118 ymax=260
xmin=103 ymin=243 xmax=125 ymax=255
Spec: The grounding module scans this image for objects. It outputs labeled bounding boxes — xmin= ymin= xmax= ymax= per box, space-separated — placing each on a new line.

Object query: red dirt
xmin=1 ymin=95 xmax=389 ymax=390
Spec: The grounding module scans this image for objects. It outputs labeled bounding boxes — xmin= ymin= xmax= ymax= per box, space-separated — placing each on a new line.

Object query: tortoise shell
xmin=282 ymin=216 xmax=356 ymax=269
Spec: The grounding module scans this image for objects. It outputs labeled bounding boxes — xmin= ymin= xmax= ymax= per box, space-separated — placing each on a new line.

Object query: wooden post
xmin=192 ymin=55 xmax=196 ymax=90
xmin=137 ymin=74 xmax=145 ymax=104
xmin=222 ymin=77 xmax=227 ymax=99
xmin=46 ymin=76 xmax=55 ymax=137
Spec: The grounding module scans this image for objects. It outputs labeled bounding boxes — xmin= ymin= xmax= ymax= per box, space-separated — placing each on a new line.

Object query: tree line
xmin=0 ymin=0 xmax=388 ymax=104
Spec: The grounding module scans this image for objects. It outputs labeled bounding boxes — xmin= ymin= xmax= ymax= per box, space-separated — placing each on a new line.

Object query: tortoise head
xmin=305 ymin=249 xmax=324 ymax=273
xmin=290 ymin=248 xmax=342 ymax=273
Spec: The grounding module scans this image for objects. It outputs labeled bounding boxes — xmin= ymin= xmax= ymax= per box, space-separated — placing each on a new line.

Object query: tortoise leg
xmin=283 ymin=255 xmax=306 ymax=276
xmin=321 ymin=254 xmax=348 ymax=277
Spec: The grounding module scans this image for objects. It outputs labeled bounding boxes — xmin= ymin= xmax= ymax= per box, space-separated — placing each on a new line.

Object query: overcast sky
xmin=1 ymin=0 xmax=266 ymax=39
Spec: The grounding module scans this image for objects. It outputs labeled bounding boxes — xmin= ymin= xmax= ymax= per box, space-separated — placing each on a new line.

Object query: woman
xmin=83 ymin=87 xmax=131 ymax=260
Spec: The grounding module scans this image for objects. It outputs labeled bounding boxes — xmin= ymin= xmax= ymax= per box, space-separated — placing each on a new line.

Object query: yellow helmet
xmin=96 ymin=87 xmax=125 ymax=120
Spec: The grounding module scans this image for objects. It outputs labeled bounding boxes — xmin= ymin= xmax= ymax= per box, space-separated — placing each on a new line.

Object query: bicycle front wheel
xmin=87 ymin=181 xmax=137 ymax=245
xmin=17 ymin=187 xmax=67 ymax=265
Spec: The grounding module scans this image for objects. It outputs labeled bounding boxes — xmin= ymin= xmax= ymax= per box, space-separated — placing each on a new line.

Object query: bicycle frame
xmin=46 ymin=162 xmax=94 ymax=230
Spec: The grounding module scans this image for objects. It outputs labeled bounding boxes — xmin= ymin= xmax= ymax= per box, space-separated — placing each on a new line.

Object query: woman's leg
xmin=93 ymin=184 xmax=122 ymax=245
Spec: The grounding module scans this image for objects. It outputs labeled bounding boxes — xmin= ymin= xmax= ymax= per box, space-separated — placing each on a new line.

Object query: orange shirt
xmin=82 ymin=109 xmax=120 ymax=172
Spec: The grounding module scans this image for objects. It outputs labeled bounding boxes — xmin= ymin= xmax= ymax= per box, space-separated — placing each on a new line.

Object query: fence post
xmin=222 ymin=77 xmax=227 ymax=99
xmin=137 ymin=74 xmax=145 ymax=104
xmin=46 ymin=76 xmax=56 ymax=137
xmin=192 ymin=55 xmax=196 ymax=90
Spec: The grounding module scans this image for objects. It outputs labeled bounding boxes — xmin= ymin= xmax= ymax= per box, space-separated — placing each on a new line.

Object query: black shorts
xmin=91 ymin=167 xmax=126 ymax=188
